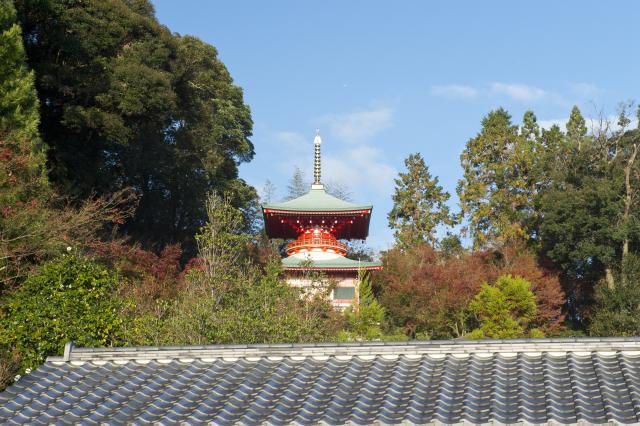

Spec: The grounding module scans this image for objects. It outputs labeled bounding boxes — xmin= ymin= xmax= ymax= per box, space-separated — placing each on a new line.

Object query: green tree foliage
xmin=1 ymin=0 xmax=130 ymax=291
xmin=456 ymin=104 xmax=640 ymax=328
xmin=0 ymin=255 xmax=125 ymax=371
xmin=438 ymin=233 xmax=463 ymax=258
xmin=1 ymin=0 xmax=139 ymax=295
xmin=0 ymin=0 xmax=48 ymax=287
xmin=538 ymin=106 xmax=640 ymax=321
xmin=538 ymin=172 xmax=621 ymax=280
xmin=468 ymin=275 xmax=540 ymax=339
xmin=590 ymin=254 xmax=640 ymax=336
xmin=342 ymin=272 xmax=385 ymax=340
xmin=566 ymin=105 xmax=588 ymax=148
xmin=14 ymin=0 xmax=256 ymax=254
xmin=345 ymin=240 xmax=374 ymax=262
xmin=389 ymin=153 xmax=455 ymax=247
xmin=457 ymin=109 xmax=540 ymax=248
xmin=0 ymin=0 xmax=39 ymax=141
xmin=130 ymin=192 xmax=339 ymax=345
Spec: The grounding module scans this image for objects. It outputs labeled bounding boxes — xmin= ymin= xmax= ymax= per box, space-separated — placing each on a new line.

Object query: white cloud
xmin=489 ymin=82 xmax=547 ymax=101
xmin=430 ymin=84 xmax=479 ymax=99
xmin=269 ymin=106 xmax=397 ymax=200
xmin=431 ymin=82 xmax=552 ymax=102
xmin=538 ymin=118 xmax=569 ymax=130
xmin=317 ymin=107 xmax=397 ymax=197
xmin=570 ymin=82 xmax=599 ymax=97
xmin=323 ymin=145 xmax=397 ymax=197
xmin=273 ymin=130 xmax=306 ymax=147
xmin=320 ymin=107 xmax=393 ymax=144
xmin=267 ymin=131 xmax=313 ymax=177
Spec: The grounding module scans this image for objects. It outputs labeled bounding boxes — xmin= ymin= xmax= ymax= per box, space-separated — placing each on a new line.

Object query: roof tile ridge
xmin=44 ymin=337 xmax=640 ymax=364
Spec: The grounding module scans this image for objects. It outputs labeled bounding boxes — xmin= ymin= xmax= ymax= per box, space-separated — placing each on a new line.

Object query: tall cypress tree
xmin=566 ymin=105 xmax=588 ymax=149
xmin=457 ymin=109 xmax=541 ymax=248
xmin=388 ymin=153 xmax=454 ymax=247
xmin=0 ymin=0 xmax=51 ymax=289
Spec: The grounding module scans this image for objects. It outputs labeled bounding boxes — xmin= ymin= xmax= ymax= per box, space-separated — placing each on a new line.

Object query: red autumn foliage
xmin=181 ymin=256 xmax=205 ymax=280
xmin=488 ymin=242 xmax=566 ymax=334
xmin=376 ymin=242 xmax=566 ymax=338
xmin=91 ymin=241 xmax=184 ymax=311
xmin=376 ymin=244 xmax=491 ymax=338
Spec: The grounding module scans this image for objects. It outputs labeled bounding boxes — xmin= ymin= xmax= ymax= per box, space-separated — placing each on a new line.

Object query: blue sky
xmin=153 ymin=1 xmax=640 ymax=251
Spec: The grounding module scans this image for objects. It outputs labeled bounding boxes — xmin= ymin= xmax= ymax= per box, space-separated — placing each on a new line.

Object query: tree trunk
xmin=605 ymin=267 xmax=615 ymax=289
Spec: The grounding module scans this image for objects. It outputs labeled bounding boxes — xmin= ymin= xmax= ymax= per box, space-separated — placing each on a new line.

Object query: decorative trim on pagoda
xmin=282 ymin=255 xmax=382 ymax=271
xmin=262 ymin=188 xmax=373 ymax=212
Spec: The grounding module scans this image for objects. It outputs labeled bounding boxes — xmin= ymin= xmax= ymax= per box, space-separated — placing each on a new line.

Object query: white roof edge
xmin=45 ymin=337 xmax=640 ymax=363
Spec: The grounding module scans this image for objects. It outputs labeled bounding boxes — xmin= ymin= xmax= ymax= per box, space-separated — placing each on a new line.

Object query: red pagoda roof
xmin=262 ymin=187 xmax=373 ymax=240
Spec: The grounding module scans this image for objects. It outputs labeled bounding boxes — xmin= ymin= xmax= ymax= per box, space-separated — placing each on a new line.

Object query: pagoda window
xmin=334 ymin=287 xmax=355 ymax=300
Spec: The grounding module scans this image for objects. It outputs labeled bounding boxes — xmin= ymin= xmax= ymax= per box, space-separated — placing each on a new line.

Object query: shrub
xmin=468 ymin=275 xmax=538 ymax=339
xmin=0 ymin=255 xmax=126 ymax=371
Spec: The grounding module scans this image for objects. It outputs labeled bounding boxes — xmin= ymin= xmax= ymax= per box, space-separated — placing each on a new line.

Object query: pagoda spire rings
xmin=313 ymin=129 xmax=322 ymax=186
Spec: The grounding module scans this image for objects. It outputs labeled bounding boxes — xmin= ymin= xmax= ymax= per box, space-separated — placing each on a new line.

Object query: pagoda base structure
xmin=282 ymin=251 xmax=382 ymax=309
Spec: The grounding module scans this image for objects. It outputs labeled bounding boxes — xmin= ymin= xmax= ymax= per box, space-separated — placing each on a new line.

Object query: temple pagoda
xmin=262 ymin=131 xmax=382 ymax=308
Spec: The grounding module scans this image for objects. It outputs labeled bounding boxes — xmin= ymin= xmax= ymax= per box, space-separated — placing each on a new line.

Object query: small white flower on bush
xmin=14 ymin=374 xmax=21 ymax=381
xmin=25 ymin=368 xmax=32 ymax=374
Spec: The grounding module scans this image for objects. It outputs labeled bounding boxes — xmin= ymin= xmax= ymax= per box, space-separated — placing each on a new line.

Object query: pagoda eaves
xmin=262 ymin=187 xmax=373 ymax=240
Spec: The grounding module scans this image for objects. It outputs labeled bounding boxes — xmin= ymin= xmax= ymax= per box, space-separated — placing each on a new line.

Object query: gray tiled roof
xmin=3 ymin=338 xmax=640 ymax=425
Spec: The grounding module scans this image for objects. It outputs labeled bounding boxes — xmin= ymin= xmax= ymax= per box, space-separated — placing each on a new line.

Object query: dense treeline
xmin=381 ymin=105 xmax=640 ymax=338
xmin=1 ymin=0 xmax=640 ymax=392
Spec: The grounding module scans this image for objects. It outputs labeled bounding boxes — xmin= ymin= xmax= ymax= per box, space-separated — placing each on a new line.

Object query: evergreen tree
xmin=0 ymin=0 xmax=46 ymax=193
xmin=158 ymin=193 xmax=338 ymax=345
xmin=566 ymin=105 xmax=588 ymax=149
xmin=0 ymin=0 xmax=49 ymax=288
xmin=343 ymin=271 xmax=385 ymax=340
xmin=0 ymin=0 xmax=40 ymax=142
xmin=388 ymin=153 xmax=454 ymax=247
xmin=539 ymin=123 xmax=570 ymax=186
xmin=457 ymin=109 xmax=540 ymax=248
xmin=521 ymin=110 xmax=540 ymax=142
xmin=261 ymin=179 xmax=277 ymax=204
xmin=536 ymin=106 xmax=640 ymax=322
xmin=285 ymin=166 xmax=309 ymax=200
xmin=14 ymin=0 xmax=256 ymax=255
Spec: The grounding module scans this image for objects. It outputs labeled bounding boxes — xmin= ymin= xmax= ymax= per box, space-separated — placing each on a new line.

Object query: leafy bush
xmin=468 ymin=275 xmax=539 ymax=339
xmin=0 ymin=255 xmax=126 ymax=371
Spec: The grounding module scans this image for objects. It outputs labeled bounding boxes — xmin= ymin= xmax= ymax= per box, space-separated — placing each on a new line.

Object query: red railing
xmin=286 ymin=236 xmax=347 ymax=256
